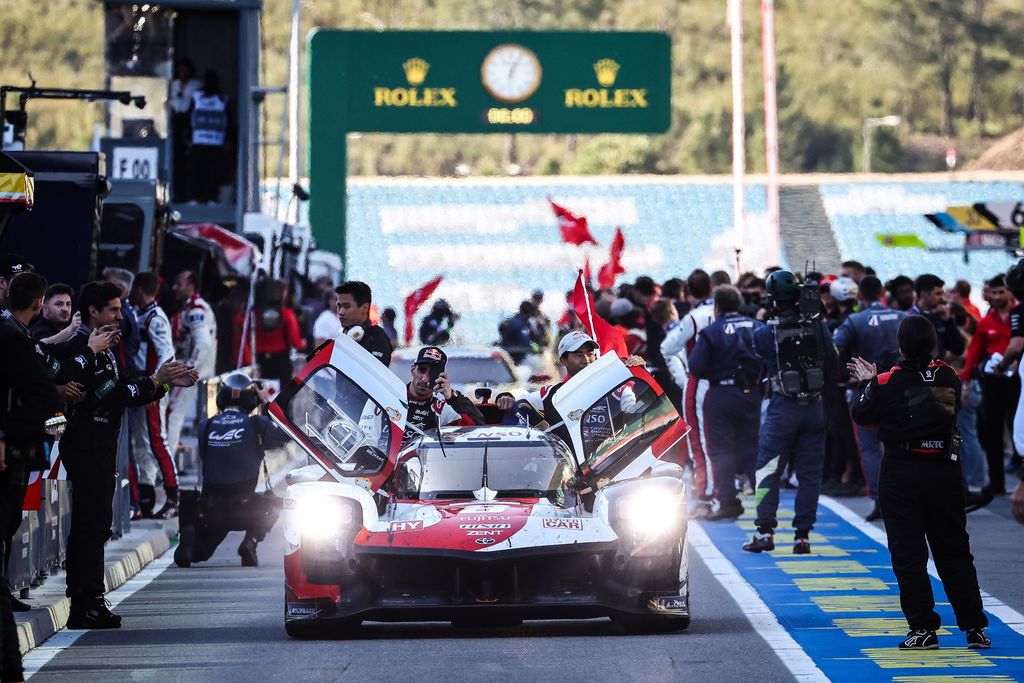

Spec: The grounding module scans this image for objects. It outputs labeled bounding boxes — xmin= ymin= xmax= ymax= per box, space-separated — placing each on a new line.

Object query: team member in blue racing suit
xmin=175 ymin=373 xmax=289 ymax=568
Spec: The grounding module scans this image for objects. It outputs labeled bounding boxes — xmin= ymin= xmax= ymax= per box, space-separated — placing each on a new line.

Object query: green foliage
xmin=2 ymin=0 xmax=1022 ymax=175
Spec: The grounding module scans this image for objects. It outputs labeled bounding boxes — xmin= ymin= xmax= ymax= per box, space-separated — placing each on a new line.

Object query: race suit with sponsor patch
xmin=403 ymin=388 xmax=483 ymax=443
xmin=131 ymin=300 xmax=178 ymax=499
xmin=168 ymin=293 xmax=218 ymax=455
xmin=660 ymin=298 xmax=715 ymax=497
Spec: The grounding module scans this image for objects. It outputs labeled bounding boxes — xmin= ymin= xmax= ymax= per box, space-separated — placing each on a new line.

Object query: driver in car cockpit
xmin=403 ymin=346 xmax=484 ymax=443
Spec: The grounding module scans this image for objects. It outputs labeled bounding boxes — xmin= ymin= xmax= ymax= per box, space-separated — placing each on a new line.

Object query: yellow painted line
xmin=763 ymin=544 xmax=849 ymax=558
xmin=777 ymin=560 xmax=870 ymax=575
xmin=832 ymin=618 xmax=951 ymax=638
xmin=795 ymin=577 xmax=890 ymax=592
xmin=812 ymin=596 xmax=912 ymax=613
xmin=861 ymin=648 xmax=995 ymax=669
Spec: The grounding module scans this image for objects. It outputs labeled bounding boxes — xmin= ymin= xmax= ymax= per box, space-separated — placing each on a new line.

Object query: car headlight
xmin=618 ymin=488 xmax=682 ymax=538
xmin=294 ymin=494 xmax=357 ymax=540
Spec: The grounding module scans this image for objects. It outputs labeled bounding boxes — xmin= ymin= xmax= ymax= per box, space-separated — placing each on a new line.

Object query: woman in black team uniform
xmin=850 ymin=315 xmax=990 ymax=651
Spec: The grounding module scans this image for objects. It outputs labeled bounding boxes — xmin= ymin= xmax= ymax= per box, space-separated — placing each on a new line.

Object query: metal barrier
xmin=6 ymin=364 xmax=262 ymax=594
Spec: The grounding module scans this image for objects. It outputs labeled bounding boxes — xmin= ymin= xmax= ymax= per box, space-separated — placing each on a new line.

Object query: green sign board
xmin=307 ymin=30 xmax=672 ymax=257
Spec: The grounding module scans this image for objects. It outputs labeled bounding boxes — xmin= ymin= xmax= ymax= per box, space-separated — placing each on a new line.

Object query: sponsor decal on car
xmin=458 ymin=515 xmax=512 ymax=522
xmin=286 ymin=603 xmax=320 ymax=619
xmin=650 ymin=596 xmax=689 ymax=614
xmin=542 ymin=518 xmax=583 ymax=530
xmin=389 ymin=520 xmax=424 ymax=532
xmin=459 ymin=523 xmax=511 ymax=530
xmin=284 ymin=499 xmax=296 ymax=510
xmin=467 ymin=530 xmax=502 ymax=536
xmin=459 ymin=504 xmax=510 ymax=514
xmin=474 ymin=537 xmax=496 ymax=545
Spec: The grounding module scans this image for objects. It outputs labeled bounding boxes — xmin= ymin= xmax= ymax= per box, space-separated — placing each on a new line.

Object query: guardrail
xmin=7 ymin=365 xmax=261 ymax=595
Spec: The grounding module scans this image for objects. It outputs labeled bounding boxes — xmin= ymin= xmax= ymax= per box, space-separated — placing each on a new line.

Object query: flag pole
xmin=762 ymin=0 xmax=781 ymax=266
xmin=579 ymin=270 xmax=597 ymax=342
xmin=729 ymin=0 xmax=747 ymax=277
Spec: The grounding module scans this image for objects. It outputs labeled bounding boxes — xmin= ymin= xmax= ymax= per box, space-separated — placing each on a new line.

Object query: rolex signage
xmin=307 ymin=29 xmax=671 ymax=255
xmin=373 ymin=58 xmax=459 ymax=108
xmin=310 ymin=30 xmax=670 ymax=134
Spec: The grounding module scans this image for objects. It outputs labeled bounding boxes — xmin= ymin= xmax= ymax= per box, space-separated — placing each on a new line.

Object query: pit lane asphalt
xmin=24 ymin=493 xmax=1024 ymax=682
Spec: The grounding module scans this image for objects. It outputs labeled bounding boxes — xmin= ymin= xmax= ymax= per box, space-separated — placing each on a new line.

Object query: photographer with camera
xmin=850 ymin=316 xmax=990 ymax=651
xmin=174 ymin=374 xmax=288 ymax=568
xmin=743 ymin=270 xmax=839 ymax=555
xmin=336 ymin=281 xmax=391 ymax=367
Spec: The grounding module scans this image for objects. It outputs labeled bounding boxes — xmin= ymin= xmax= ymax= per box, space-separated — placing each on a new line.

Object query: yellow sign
xmin=564 ymin=58 xmax=648 ymax=109
xmin=877 ymin=234 xmax=927 ymax=248
xmin=373 ymin=57 xmax=458 ymax=108
xmin=947 ymin=206 xmax=998 ymax=231
xmin=0 ymin=171 xmax=34 ymax=209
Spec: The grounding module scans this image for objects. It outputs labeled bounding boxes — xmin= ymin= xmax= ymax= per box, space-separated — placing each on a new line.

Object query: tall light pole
xmin=729 ymin=0 xmax=746 ymax=275
xmin=862 ymin=115 xmax=901 ymax=174
xmin=287 ymin=0 xmax=302 ymax=222
xmin=761 ymin=0 xmax=780 ymax=265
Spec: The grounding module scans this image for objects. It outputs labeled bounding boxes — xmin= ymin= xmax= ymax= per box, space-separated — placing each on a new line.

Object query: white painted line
xmin=689 ymin=522 xmax=828 ymax=683
xmin=22 ymin=552 xmax=176 ymax=678
xmin=819 ymin=495 xmax=1024 ymax=637
xmin=23 ymin=454 xmax=306 ymax=678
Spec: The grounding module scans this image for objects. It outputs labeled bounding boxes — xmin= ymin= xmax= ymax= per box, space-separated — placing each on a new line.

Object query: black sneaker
xmin=67 ymin=598 xmax=122 ymax=629
xmin=155 ymin=498 xmax=179 ymax=520
xmin=743 ymin=532 xmax=775 ymax=553
xmin=898 ymin=629 xmax=938 ymax=650
xmin=10 ymin=593 xmax=31 ymax=612
xmin=238 ymin=536 xmax=259 ymax=567
xmin=174 ymin=525 xmax=195 ymax=568
xmin=966 ymin=628 xmax=991 ymax=649
xmin=793 ymin=538 xmax=811 ymax=554
xmin=964 ymin=489 xmax=994 ymax=514
xmin=865 ymin=502 xmax=882 ymax=522
xmin=705 ymin=500 xmax=744 ymax=521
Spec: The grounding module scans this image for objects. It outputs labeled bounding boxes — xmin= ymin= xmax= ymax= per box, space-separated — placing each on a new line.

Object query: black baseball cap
xmin=0 ymin=254 xmax=33 ymax=279
xmin=414 ymin=346 xmax=447 ymax=366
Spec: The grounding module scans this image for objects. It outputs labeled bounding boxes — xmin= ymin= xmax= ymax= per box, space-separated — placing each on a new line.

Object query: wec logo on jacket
xmin=208 ymin=428 xmax=246 ymax=443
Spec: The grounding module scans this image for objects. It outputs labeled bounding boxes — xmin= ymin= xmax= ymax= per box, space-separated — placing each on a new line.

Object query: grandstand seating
xmin=342 ymin=179 xmax=766 ymax=345
xmin=281 ymin=176 xmax=1022 ymax=346
xmin=820 ymin=180 xmax=1024 ymax=288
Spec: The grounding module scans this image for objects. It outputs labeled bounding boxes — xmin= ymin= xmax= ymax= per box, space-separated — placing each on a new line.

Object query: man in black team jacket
xmin=335 ymin=281 xmax=392 ymax=367
xmin=58 ymin=282 xmax=197 ymax=629
xmin=850 ymin=315 xmax=989 ymax=651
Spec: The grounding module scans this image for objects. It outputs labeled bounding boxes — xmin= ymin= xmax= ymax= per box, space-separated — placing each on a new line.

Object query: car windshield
xmin=395 ymin=436 xmax=577 ymax=504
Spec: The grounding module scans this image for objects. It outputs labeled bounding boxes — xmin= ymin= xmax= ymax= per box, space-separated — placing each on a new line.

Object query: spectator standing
xmin=0 ymin=254 xmax=32 ymax=314
xmin=380 ymin=307 xmax=399 ymax=350
xmin=499 ymin=301 xmax=540 ymax=365
xmin=910 ymin=274 xmax=965 ymax=359
xmin=29 ymin=283 xmax=74 ymax=339
xmin=948 ymin=303 xmax=990 ymax=505
xmin=850 ymin=317 xmax=990 ymax=651
xmin=188 ymin=69 xmax=230 ymax=203
xmin=129 ymin=272 xmax=179 ymax=518
xmin=887 ymin=275 xmax=916 ymax=312
xmin=962 ymin=274 xmax=1018 ymax=495
xmin=169 ymin=57 xmax=201 ymax=201
xmin=336 ymin=281 xmax=392 ymax=366
xmin=59 ymin=281 xmax=196 ymax=628
xmin=688 ymin=286 xmax=764 ymax=520
xmin=950 ymin=279 xmax=982 ymax=323
xmin=840 ymin=260 xmax=867 ymax=283
xmin=103 ymin=267 xmax=142 ymax=377
xmin=660 ymin=270 xmax=716 ymax=516
xmin=311 ymin=288 xmax=341 ymax=348
xmin=0 ymin=284 xmax=59 ymax=682
xmin=419 ymin=299 xmax=458 ymax=346
xmin=254 ymin=279 xmax=305 ymax=388
xmin=168 ymin=271 xmax=217 ymax=457
xmin=833 ymin=276 xmax=907 ymax=519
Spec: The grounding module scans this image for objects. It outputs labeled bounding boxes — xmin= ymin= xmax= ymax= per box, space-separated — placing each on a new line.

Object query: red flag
xmin=550 ymin=198 xmax=598 ymax=246
xmin=404 ymin=275 xmax=443 ymax=345
xmin=583 ymin=257 xmax=593 ymax=287
xmin=597 ymin=227 xmax=625 ymax=290
xmin=572 ymin=270 xmax=628 ymax=359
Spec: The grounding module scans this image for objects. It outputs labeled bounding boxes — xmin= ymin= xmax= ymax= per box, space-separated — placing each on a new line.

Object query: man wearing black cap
xmin=0 ymin=254 xmax=33 ymax=316
xmin=403 ymin=346 xmax=482 ymax=442
xmin=335 ymin=281 xmax=392 ymax=367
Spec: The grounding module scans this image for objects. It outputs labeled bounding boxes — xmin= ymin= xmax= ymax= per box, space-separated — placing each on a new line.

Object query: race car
xmin=268 ymin=333 xmax=691 ymax=638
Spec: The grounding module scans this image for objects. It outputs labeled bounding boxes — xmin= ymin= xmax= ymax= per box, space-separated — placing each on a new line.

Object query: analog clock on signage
xmin=481 ymin=44 xmax=542 ymax=104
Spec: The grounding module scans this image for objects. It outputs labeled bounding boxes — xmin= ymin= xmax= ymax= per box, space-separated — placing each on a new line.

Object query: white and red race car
xmin=268 ymin=333 xmax=691 ymax=638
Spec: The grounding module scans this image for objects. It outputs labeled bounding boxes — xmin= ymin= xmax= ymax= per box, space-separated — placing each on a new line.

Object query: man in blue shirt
xmin=688 ymin=285 xmax=765 ymax=520
xmin=744 ymin=271 xmax=840 ymax=555
xmin=833 ymin=275 xmax=906 ymax=520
